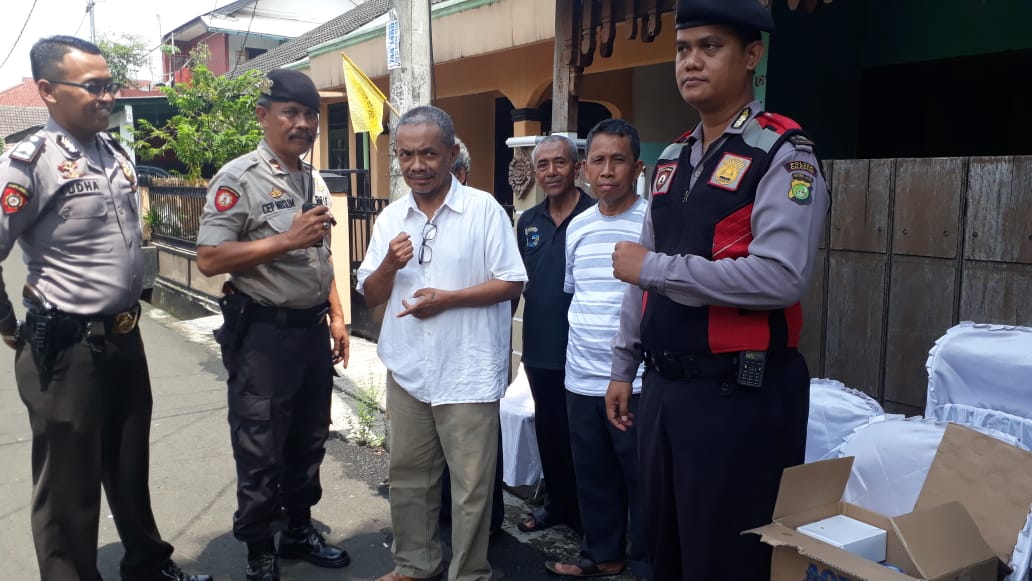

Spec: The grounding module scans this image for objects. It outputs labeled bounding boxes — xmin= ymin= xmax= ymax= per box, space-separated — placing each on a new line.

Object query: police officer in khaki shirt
xmin=0 ymin=36 xmax=210 ymax=581
xmin=196 ymin=68 xmax=350 ymax=581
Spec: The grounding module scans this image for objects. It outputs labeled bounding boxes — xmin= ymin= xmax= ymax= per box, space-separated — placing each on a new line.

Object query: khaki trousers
xmin=386 ymin=374 xmax=499 ymax=581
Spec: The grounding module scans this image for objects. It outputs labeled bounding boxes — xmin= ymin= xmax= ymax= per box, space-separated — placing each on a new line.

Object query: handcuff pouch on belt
xmin=214 ymin=285 xmax=254 ymax=351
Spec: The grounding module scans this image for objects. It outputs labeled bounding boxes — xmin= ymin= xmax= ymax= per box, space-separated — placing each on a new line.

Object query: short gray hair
xmin=397 ymin=105 xmax=456 ymax=148
xmin=532 ymin=134 xmax=578 ymax=165
xmin=452 ymin=137 xmax=471 ymax=175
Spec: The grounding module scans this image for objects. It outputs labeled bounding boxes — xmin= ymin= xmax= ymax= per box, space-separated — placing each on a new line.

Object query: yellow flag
xmin=341 ymin=54 xmax=388 ymax=147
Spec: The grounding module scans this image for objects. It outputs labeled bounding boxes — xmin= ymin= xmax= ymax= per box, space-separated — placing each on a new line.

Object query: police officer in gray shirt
xmin=0 ymin=35 xmax=210 ymax=581
xmin=605 ymin=1 xmax=830 ymax=579
xmin=196 ymin=68 xmax=350 ymax=581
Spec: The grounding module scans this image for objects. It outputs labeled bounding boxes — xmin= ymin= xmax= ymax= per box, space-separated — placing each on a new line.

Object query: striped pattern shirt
xmin=564 ymin=197 xmax=648 ymax=396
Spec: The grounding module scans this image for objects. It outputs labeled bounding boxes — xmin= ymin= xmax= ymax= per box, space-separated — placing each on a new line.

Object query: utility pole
xmin=388 ymin=0 xmax=434 ymax=202
xmin=86 ymin=0 xmax=96 ymax=43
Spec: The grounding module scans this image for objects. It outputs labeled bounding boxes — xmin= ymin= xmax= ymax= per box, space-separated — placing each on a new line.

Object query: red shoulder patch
xmin=2 ymin=183 xmax=29 ymax=214
xmin=755 ymin=112 xmax=802 ymax=135
xmin=214 ymin=187 xmax=240 ymax=212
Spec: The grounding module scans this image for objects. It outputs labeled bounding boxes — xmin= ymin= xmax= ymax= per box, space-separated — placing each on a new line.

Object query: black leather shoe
xmin=245 ymin=552 xmax=280 ymax=581
xmin=157 ymin=561 xmax=213 ymax=581
xmin=279 ymin=525 xmax=350 ymax=568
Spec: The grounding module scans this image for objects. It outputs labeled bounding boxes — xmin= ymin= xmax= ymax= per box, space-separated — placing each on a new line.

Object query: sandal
xmin=545 ymin=558 xmax=625 ymax=578
xmin=517 ymin=506 xmax=554 ymax=533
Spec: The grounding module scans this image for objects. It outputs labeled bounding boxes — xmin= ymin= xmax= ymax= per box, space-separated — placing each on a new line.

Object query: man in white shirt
xmin=357 ymin=106 xmax=527 ymax=581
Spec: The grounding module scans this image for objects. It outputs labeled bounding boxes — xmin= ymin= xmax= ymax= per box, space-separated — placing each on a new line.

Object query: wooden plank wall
xmin=804 ymin=156 xmax=1032 ymax=415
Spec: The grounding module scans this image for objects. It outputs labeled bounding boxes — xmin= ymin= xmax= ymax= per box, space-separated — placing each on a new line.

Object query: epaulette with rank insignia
xmin=788 ymin=134 xmax=816 ymax=148
xmin=9 ymin=132 xmax=45 ymax=165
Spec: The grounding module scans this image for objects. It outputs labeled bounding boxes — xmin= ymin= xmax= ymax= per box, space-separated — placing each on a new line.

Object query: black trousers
xmin=222 ymin=319 xmax=333 ymax=543
xmin=566 ymin=392 xmax=649 ymax=578
xmin=524 ymin=367 xmax=581 ymax=529
xmin=638 ymin=352 xmax=809 ymax=581
xmin=16 ymin=328 xmax=174 ymax=581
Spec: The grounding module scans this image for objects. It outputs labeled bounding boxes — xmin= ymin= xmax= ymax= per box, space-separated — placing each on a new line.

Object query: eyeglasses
xmin=418 ymin=221 xmax=437 ymax=265
xmin=47 ymin=79 xmax=122 ymax=97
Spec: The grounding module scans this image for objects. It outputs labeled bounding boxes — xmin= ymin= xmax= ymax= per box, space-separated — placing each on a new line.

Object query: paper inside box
xmin=797 ymin=514 xmax=887 ymax=562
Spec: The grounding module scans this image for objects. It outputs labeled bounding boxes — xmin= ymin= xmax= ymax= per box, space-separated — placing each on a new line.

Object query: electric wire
xmin=0 ymin=0 xmax=42 ymax=73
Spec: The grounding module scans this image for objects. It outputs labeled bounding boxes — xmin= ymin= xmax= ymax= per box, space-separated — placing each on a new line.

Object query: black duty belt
xmin=642 ymin=348 xmax=797 ymax=382
xmin=250 ymin=302 xmax=329 ymax=328
xmin=66 ymin=303 xmax=142 ymax=337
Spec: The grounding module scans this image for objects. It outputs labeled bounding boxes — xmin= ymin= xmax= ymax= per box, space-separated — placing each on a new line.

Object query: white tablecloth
xmin=499 ymin=364 xmax=542 ymax=487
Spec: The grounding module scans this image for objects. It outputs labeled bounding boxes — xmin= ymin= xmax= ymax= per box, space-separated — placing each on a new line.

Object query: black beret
xmin=263 ymin=69 xmax=321 ymax=112
xmin=676 ymin=0 xmax=775 ymax=33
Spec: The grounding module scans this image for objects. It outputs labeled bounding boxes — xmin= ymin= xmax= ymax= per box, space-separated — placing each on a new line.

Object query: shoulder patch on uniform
xmin=708 ymin=154 xmax=752 ymax=191
xmin=784 ymin=160 xmax=817 ymax=176
xmin=2 ymin=183 xmax=30 ymax=214
xmin=652 ymin=163 xmax=677 ymax=196
xmin=10 ymin=134 xmax=45 ymax=164
xmin=214 ymin=187 xmax=240 ymax=212
xmin=789 ymin=173 xmax=814 ymax=205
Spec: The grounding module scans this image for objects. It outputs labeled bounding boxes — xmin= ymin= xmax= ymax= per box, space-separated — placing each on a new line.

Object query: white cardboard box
xmin=797 ymin=514 xmax=887 ymax=562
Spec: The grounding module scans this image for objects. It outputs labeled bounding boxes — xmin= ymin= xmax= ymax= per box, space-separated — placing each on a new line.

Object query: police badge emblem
xmin=653 ymin=165 xmax=676 ymax=196
xmin=789 ymin=173 xmax=813 ymax=205
xmin=709 ymin=154 xmax=752 ymax=191
xmin=58 ymin=160 xmax=79 ymax=179
xmin=215 ymin=187 xmax=240 ymax=212
xmin=2 ymin=183 xmax=29 ymax=214
xmin=270 ymin=189 xmax=284 ymax=198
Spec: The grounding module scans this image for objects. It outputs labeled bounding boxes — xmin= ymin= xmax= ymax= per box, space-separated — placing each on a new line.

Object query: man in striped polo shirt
xmin=544 ymin=119 xmax=650 ymax=580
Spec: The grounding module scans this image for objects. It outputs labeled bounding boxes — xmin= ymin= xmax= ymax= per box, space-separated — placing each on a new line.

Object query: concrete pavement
xmin=0 ymin=298 xmax=634 ymax=580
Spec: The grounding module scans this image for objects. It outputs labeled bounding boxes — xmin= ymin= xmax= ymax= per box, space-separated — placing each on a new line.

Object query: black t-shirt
xmin=516 ymin=190 xmax=595 ymax=370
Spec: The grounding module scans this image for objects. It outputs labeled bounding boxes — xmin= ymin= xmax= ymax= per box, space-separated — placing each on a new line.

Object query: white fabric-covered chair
xmin=925 ymin=321 xmax=1032 ymax=448
xmin=499 ymin=364 xmax=542 ymax=487
xmin=830 ymin=417 xmax=1030 ymax=580
xmin=806 ymin=378 xmax=890 ymax=463
xmin=924 ymin=321 xmax=1032 ymax=580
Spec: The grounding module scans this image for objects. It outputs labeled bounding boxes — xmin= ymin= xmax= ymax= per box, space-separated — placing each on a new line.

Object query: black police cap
xmin=263 ymin=69 xmax=321 ymax=112
xmin=676 ymin=0 xmax=775 ymax=33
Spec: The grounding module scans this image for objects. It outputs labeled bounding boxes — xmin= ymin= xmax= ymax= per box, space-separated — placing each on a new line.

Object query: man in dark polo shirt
xmin=514 ymin=134 xmax=594 ymax=533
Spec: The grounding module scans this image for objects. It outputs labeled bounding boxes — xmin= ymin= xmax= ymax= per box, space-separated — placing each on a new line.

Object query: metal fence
xmin=147 ymin=183 xmax=207 ymax=249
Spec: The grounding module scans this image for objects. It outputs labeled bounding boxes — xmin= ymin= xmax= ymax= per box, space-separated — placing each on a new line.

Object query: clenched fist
xmin=383 ymin=232 xmax=414 ymax=271
xmin=612 ymin=241 xmax=649 ymax=285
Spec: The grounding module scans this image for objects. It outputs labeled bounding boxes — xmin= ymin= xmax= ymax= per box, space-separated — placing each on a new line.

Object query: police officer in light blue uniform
xmin=606 ymin=1 xmax=830 ymax=579
xmin=0 ymin=35 xmax=209 ymax=581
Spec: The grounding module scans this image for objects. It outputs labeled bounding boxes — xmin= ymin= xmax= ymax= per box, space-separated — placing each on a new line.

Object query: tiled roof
xmin=0 ymin=78 xmax=44 ymax=108
xmin=230 ymin=0 xmax=391 ymax=75
xmin=0 ymin=106 xmax=49 ymax=140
